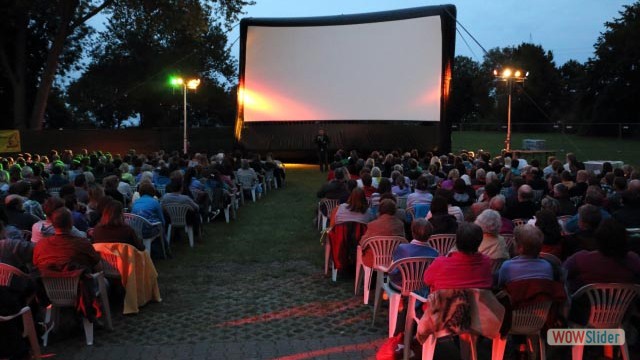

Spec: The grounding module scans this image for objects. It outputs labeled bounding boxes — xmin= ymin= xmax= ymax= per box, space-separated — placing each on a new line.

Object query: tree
xmin=450 ymin=56 xmax=492 ymax=124
xmin=482 ymin=43 xmax=562 ymax=125
xmin=579 ymin=2 xmax=640 ymax=134
xmin=0 ymin=0 xmax=111 ymax=130
xmin=557 ymin=60 xmax=587 ymax=123
xmin=68 ymin=0 xmax=253 ymax=128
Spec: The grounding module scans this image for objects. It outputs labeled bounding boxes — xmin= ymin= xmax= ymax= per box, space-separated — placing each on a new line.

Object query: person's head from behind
xmin=595 ymin=218 xmax=627 ymax=258
xmin=138 ymin=181 xmax=156 ymax=197
xmin=63 ymin=194 xmax=78 ymax=212
xmin=584 ymin=185 xmax=605 ymax=207
xmin=377 ymin=178 xmax=392 ymax=194
xmin=489 ymin=194 xmax=506 ymax=214
xmin=412 ymin=218 xmax=433 ymax=242
xmin=43 ymin=196 xmax=65 ymax=218
xmin=517 ymin=184 xmax=533 ymax=202
xmin=378 ymin=199 xmax=397 ymax=217
xmin=361 ymin=172 xmax=372 ymax=187
xmin=455 ymin=222 xmax=483 ymax=254
xmin=430 ymin=195 xmax=448 ymax=216
xmin=514 ymin=224 xmax=544 ymax=257
xmin=99 ymin=199 xmax=124 ymax=227
xmin=51 ymin=207 xmax=73 ymax=233
xmin=578 ymin=204 xmax=602 ymax=231
xmin=74 ymin=173 xmax=87 ymax=188
xmin=347 ymin=187 xmax=368 ymax=214
xmin=4 ymin=194 xmax=23 ymax=211
xmin=474 ymin=209 xmax=502 ymax=236
xmin=415 ymin=175 xmax=429 ymax=191
xmin=334 ymin=167 xmax=345 ymax=181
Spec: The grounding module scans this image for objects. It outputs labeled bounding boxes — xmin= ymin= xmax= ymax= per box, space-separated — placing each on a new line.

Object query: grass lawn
xmin=160 ymin=164 xmax=327 ymax=268
xmin=452 ymin=130 xmax=640 ymax=168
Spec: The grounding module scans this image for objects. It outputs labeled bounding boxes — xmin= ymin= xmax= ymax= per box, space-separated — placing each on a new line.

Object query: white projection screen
xmin=235 ymin=5 xmax=456 ymax=157
xmin=244 ymin=17 xmax=441 ymax=122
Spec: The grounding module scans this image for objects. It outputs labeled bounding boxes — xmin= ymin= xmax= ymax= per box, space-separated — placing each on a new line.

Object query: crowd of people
xmin=0 ymin=148 xmax=285 ymax=358
xmin=317 ymin=148 xmax=640 ymax=355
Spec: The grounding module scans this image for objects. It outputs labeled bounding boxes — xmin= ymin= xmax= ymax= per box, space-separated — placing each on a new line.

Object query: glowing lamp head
xmin=493 ymin=69 xmax=498 ymax=76
xmin=186 ymin=79 xmax=201 ymax=90
xmin=503 ymin=68 xmax=512 ymax=78
xmin=514 ymin=70 xmax=521 ymax=77
xmin=169 ymin=76 xmax=184 ymax=87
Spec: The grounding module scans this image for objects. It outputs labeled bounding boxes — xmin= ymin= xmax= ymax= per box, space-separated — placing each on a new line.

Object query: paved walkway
xmin=45 ymin=260 xmax=387 ymax=359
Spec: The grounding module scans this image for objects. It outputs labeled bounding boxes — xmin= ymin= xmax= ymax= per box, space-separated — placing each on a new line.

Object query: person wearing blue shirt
xmin=389 ymin=218 xmax=439 ymax=288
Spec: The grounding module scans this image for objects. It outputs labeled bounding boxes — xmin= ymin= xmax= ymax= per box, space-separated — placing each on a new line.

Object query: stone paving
xmin=44 ymin=259 xmax=388 ymax=359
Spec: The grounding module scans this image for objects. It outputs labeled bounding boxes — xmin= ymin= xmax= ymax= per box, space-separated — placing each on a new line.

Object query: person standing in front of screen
xmin=315 ymin=129 xmax=330 ymax=172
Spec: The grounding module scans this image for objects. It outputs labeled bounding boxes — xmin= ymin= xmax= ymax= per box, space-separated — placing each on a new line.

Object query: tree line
xmin=0 ymin=1 xmax=638 ymax=134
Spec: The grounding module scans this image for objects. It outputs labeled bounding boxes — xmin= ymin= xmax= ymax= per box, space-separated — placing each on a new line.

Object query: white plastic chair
xmin=0 ymin=263 xmax=28 ymax=286
xmin=155 ymin=184 xmax=166 ymax=197
xmin=317 ymin=198 xmax=340 ymax=231
xmin=492 ymin=301 xmax=552 ymax=360
xmin=372 ymin=256 xmax=435 ymax=338
xmin=396 ymin=196 xmax=408 ymax=209
xmin=124 ymin=213 xmax=166 ymax=257
xmin=354 ymin=236 xmax=407 ymax=305
xmin=236 ymin=172 xmax=259 ymax=202
xmin=426 ymin=234 xmax=457 ymax=256
xmin=0 ymin=306 xmax=41 ymax=359
xmin=570 ymin=283 xmax=640 ymax=360
xmin=41 ymin=271 xmax=113 ymax=346
xmin=265 ymin=170 xmax=278 ymax=191
xmin=403 ymin=292 xmax=484 ymax=360
xmin=500 ymin=233 xmax=515 ymax=256
xmin=163 ymin=203 xmax=195 ymax=248
xmin=47 ymin=187 xmax=61 ymax=198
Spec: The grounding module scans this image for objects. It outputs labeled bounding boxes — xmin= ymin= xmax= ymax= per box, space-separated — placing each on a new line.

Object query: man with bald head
xmin=490 ymin=195 xmax=515 ymax=234
xmin=505 ymin=184 xmax=538 ymax=220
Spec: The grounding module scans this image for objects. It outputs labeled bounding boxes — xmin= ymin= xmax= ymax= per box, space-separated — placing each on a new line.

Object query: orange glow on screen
xmin=240 ymin=82 xmax=326 ymax=121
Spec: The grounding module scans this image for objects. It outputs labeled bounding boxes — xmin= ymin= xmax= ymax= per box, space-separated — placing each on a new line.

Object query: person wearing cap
xmin=4 ymin=194 xmax=39 ymax=231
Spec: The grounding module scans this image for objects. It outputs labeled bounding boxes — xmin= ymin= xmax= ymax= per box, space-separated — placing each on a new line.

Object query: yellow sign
xmin=0 ymin=130 xmax=21 ymax=153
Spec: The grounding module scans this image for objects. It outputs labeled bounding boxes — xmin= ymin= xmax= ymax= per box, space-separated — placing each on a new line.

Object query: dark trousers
xmin=317 ymin=150 xmax=328 ymax=172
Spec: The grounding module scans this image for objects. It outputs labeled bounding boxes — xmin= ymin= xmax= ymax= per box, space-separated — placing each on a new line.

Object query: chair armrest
xmin=375 ymin=265 xmax=390 ymax=273
xmin=409 ymin=292 xmax=428 ymax=304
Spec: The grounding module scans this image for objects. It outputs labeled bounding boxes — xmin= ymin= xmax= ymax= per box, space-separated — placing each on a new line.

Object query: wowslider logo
xmin=547 ymin=329 xmax=625 ymax=346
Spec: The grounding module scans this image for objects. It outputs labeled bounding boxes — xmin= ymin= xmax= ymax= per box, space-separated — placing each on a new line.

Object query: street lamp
xmin=170 ymin=76 xmax=201 ymax=154
xmin=494 ymin=68 xmax=528 ymax=152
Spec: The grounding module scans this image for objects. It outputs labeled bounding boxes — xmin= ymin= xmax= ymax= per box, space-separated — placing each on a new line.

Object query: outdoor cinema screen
xmin=239 ymin=9 xmax=447 ymax=123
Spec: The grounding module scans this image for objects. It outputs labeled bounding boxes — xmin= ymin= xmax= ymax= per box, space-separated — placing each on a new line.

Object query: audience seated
xmin=317 ymin=167 xmax=350 ymax=204
xmin=406 ymin=175 xmax=432 ymax=210
xmin=489 ymin=195 xmax=514 ymax=234
xmin=427 ymin=196 xmax=458 ymax=235
xmin=389 ymin=218 xmax=438 ymax=289
xmin=4 ymin=195 xmax=39 ymax=231
xmin=359 ymin=199 xmax=406 ymax=268
xmin=564 ymin=218 xmax=640 ymax=295
xmin=331 ymin=187 xmax=373 ymax=226
xmin=497 ymin=225 xmax=554 ymax=287
xmin=473 ymin=209 xmax=510 ymax=264
xmin=93 ymin=199 xmax=145 ymax=251
xmin=161 ymin=174 xmax=202 ymax=241
xmin=423 ymin=222 xmax=493 ymax=292
xmin=505 ymin=184 xmax=537 ymax=220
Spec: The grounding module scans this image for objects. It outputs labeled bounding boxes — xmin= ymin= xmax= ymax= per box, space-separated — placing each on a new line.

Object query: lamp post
xmin=494 ymin=68 xmax=527 ymax=152
xmin=170 ymin=76 xmax=201 ymax=154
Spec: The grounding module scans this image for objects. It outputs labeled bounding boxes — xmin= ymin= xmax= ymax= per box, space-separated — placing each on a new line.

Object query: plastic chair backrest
xmin=539 ymin=252 xmax=562 ymax=267
xmin=96 ymin=250 xmax=120 ymax=278
xmin=361 ymin=236 xmax=407 ymax=269
xmin=0 ymin=263 xmax=27 ymax=286
xmin=163 ymin=203 xmax=190 ymax=227
xmin=426 ymin=234 xmax=456 ymax=256
xmin=501 ymin=233 xmax=515 ymax=252
xmin=124 ymin=213 xmax=152 ymax=239
xmin=512 ymin=218 xmax=528 ymax=227
xmin=155 ymin=184 xmax=166 ymax=196
xmin=396 ymin=196 xmax=408 ymax=209
xmin=510 ymin=301 xmax=552 ymax=334
xmin=572 ymin=283 xmax=640 ymax=328
xmin=41 ymin=270 xmax=84 ymax=307
xmin=319 ymin=198 xmax=340 ymax=218
xmin=236 ymin=172 xmax=256 ymax=189
xmin=388 ymin=256 xmax=435 ymax=296
xmin=48 ymin=187 xmax=61 ymax=197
